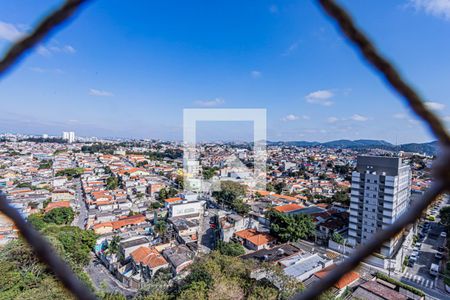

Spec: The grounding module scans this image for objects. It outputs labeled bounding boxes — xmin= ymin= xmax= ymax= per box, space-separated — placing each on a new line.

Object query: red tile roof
xmin=315 ymin=264 xmax=359 ymax=289
xmin=274 ymin=203 xmax=304 ymax=213
xmin=131 ymin=246 xmax=168 ymax=268
xmin=45 ymin=201 xmax=71 ymax=213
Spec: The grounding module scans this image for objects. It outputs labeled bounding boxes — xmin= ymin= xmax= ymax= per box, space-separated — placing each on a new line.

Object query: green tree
xmin=202 ymin=167 xmax=217 ymax=180
xmin=154 ymin=221 xmax=168 ymax=236
xmin=43 ymin=207 xmax=75 ymax=225
xmin=150 ymin=202 xmax=161 ymax=210
xmin=55 ymin=167 xmax=84 ymax=178
xmin=27 ymin=213 xmax=47 ymax=230
xmin=331 ymin=189 xmax=350 ymax=205
xmin=331 ymin=232 xmax=344 ymax=244
xmin=216 ymin=241 xmax=245 ymax=256
xmin=274 ymin=182 xmax=286 ymax=194
xmin=266 ymin=210 xmax=315 ymax=242
xmin=107 ymin=235 xmax=121 ymax=256
xmin=106 ymin=175 xmax=119 ymax=190
xmin=179 ymin=281 xmax=208 ymax=300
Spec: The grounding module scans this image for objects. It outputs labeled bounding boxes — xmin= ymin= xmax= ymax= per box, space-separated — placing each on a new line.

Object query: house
xmin=45 ymin=200 xmax=71 ymax=213
xmin=163 ymin=244 xmax=195 ymax=275
xmin=169 ymin=217 xmax=199 ymax=245
xmin=127 ymin=246 xmax=169 ymax=288
xmin=234 ymin=228 xmax=276 ymax=251
xmin=164 ymin=197 xmax=182 ymax=208
xmin=310 ymin=264 xmax=360 ymax=296
xmin=92 ymin=222 xmax=114 ymax=235
xmin=219 ymin=214 xmax=253 ymax=242
xmin=168 ymin=200 xmax=205 ymax=220
xmin=351 ymin=281 xmax=407 ymax=300
xmin=280 ymin=252 xmax=332 ymax=282
xmin=240 ymin=243 xmax=303 ymax=264
xmin=119 ymin=236 xmax=151 ymax=259
xmin=274 ymin=203 xmax=304 ymax=214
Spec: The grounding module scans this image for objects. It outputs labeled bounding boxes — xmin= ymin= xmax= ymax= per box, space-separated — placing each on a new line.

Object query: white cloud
xmin=351 ymin=114 xmax=368 ymax=122
xmin=0 ymin=21 xmax=24 ymax=41
xmin=282 ymin=114 xmax=309 ymax=121
xmin=282 ymin=114 xmax=299 ymax=121
xmin=29 ymin=67 xmax=64 ymax=74
xmin=305 ymin=89 xmax=334 ymax=106
xmin=393 ymin=113 xmax=407 ymax=119
xmin=195 ymin=98 xmax=225 ymax=107
xmin=327 ymin=116 xmax=340 ymax=123
xmin=38 ymin=44 xmax=76 ymax=56
xmin=425 ymin=101 xmax=446 ymax=111
xmin=89 ymin=88 xmax=114 ymax=97
xmin=442 ymin=115 xmax=450 ymax=121
xmin=282 ymin=41 xmax=300 ymax=56
xmin=251 ymin=70 xmax=262 ymax=79
xmin=408 ymin=0 xmax=450 ymax=20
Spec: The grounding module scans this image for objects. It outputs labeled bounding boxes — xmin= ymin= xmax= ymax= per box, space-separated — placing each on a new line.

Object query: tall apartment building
xmin=348 ymin=156 xmax=411 ymax=258
xmin=62 ymin=131 xmax=76 ymax=143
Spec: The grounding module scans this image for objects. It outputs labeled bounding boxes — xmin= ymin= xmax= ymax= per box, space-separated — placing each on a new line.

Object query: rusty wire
xmin=0 ymin=0 xmax=449 ymax=300
xmin=0 ymin=0 xmax=89 ymax=77
xmin=316 ymin=0 xmax=450 ymax=146
xmin=0 ymin=193 xmax=97 ymax=300
xmin=293 ymin=0 xmax=450 ymax=299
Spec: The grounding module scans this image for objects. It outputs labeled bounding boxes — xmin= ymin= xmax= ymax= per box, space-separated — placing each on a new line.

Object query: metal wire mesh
xmin=0 ymin=0 xmax=449 ymax=300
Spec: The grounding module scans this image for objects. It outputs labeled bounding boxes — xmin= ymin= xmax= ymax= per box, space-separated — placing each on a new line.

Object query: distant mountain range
xmin=268 ymin=139 xmax=439 ymax=155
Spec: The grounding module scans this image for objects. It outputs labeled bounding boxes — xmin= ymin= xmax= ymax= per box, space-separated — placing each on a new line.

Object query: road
xmin=72 ymin=178 xmax=87 ymax=229
xmin=85 ymin=255 xmax=136 ymax=297
xmin=198 ymin=208 xmax=220 ymax=253
xmin=295 ymin=239 xmax=448 ymax=299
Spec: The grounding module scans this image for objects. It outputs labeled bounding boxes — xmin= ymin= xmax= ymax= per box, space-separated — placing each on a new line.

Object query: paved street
xmin=198 ymin=208 xmax=219 ymax=253
xmin=85 ymin=255 xmax=136 ymax=297
xmin=72 ymin=178 xmax=87 ymax=229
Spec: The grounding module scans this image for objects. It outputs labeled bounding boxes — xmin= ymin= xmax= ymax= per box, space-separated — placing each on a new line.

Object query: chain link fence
xmin=0 ymin=1 xmax=449 ymax=299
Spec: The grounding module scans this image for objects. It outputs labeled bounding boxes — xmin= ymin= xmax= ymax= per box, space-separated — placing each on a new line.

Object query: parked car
xmin=438 ymin=246 xmax=446 ymax=252
xmin=415 ymin=242 xmax=422 ymax=249
xmin=441 ymin=232 xmax=447 ymax=238
xmin=430 ymin=263 xmax=440 ymax=276
xmin=435 ymin=252 xmax=443 ymax=259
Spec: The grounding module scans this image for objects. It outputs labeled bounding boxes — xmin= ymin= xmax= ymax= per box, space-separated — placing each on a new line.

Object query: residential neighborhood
xmin=0 ymin=134 xmax=447 ymax=300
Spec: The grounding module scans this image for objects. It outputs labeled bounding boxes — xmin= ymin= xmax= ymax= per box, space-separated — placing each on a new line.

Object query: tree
xmin=154 ymin=221 xmax=168 ymax=236
xmin=150 ymin=202 xmax=161 ymax=210
xmin=136 ymin=160 xmax=149 ymax=167
xmin=55 ymin=167 xmax=84 ymax=179
xmin=213 ymin=181 xmax=248 ymax=213
xmin=216 ymin=241 xmax=245 ymax=256
xmin=202 ymin=167 xmax=217 ymax=180
xmin=0 ymin=226 xmax=96 ymax=300
xmin=178 ymin=252 xmax=295 ymax=300
xmin=266 ymin=210 xmax=315 ymax=243
xmin=331 ymin=189 xmax=350 ymax=205
xmin=331 ymin=232 xmax=344 ymax=244
xmin=27 ymin=213 xmax=47 ymax=230
xmin=274 ymin=182 xmax=286 ymax=194
xmin=179 ymin=281 xmax=208 ymax=300
xmin=106 ymin=175 xmax=118 ymax=190
xmin=108 ymin=235 xmax=121 ymax=256
xmin=43 ymin=207 xmax=75 ymax=225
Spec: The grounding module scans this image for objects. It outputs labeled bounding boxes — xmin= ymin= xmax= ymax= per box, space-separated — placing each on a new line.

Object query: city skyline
xmin=1 ymin=1 xmax=450 ymax=142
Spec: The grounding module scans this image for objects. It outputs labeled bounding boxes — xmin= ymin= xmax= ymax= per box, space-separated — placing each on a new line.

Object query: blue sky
xmin=0 ymin=0 xmax=450 ymax=143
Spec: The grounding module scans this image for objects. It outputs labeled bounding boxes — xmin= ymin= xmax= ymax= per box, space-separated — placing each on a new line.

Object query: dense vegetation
xmin=265 ymin=210 xmax=315 ymax=243
xmin=216 ymin=241 xmax=246 ymax=257
xmin=213 ymin=181 xmax=250 ymax=215
xmin=136 ymin=252 xmax=302 ymax=300
xmin=0 ymin=210 xmax=97 ymax=300
xmin=55 ymin=168 xmax=84 ymax=179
